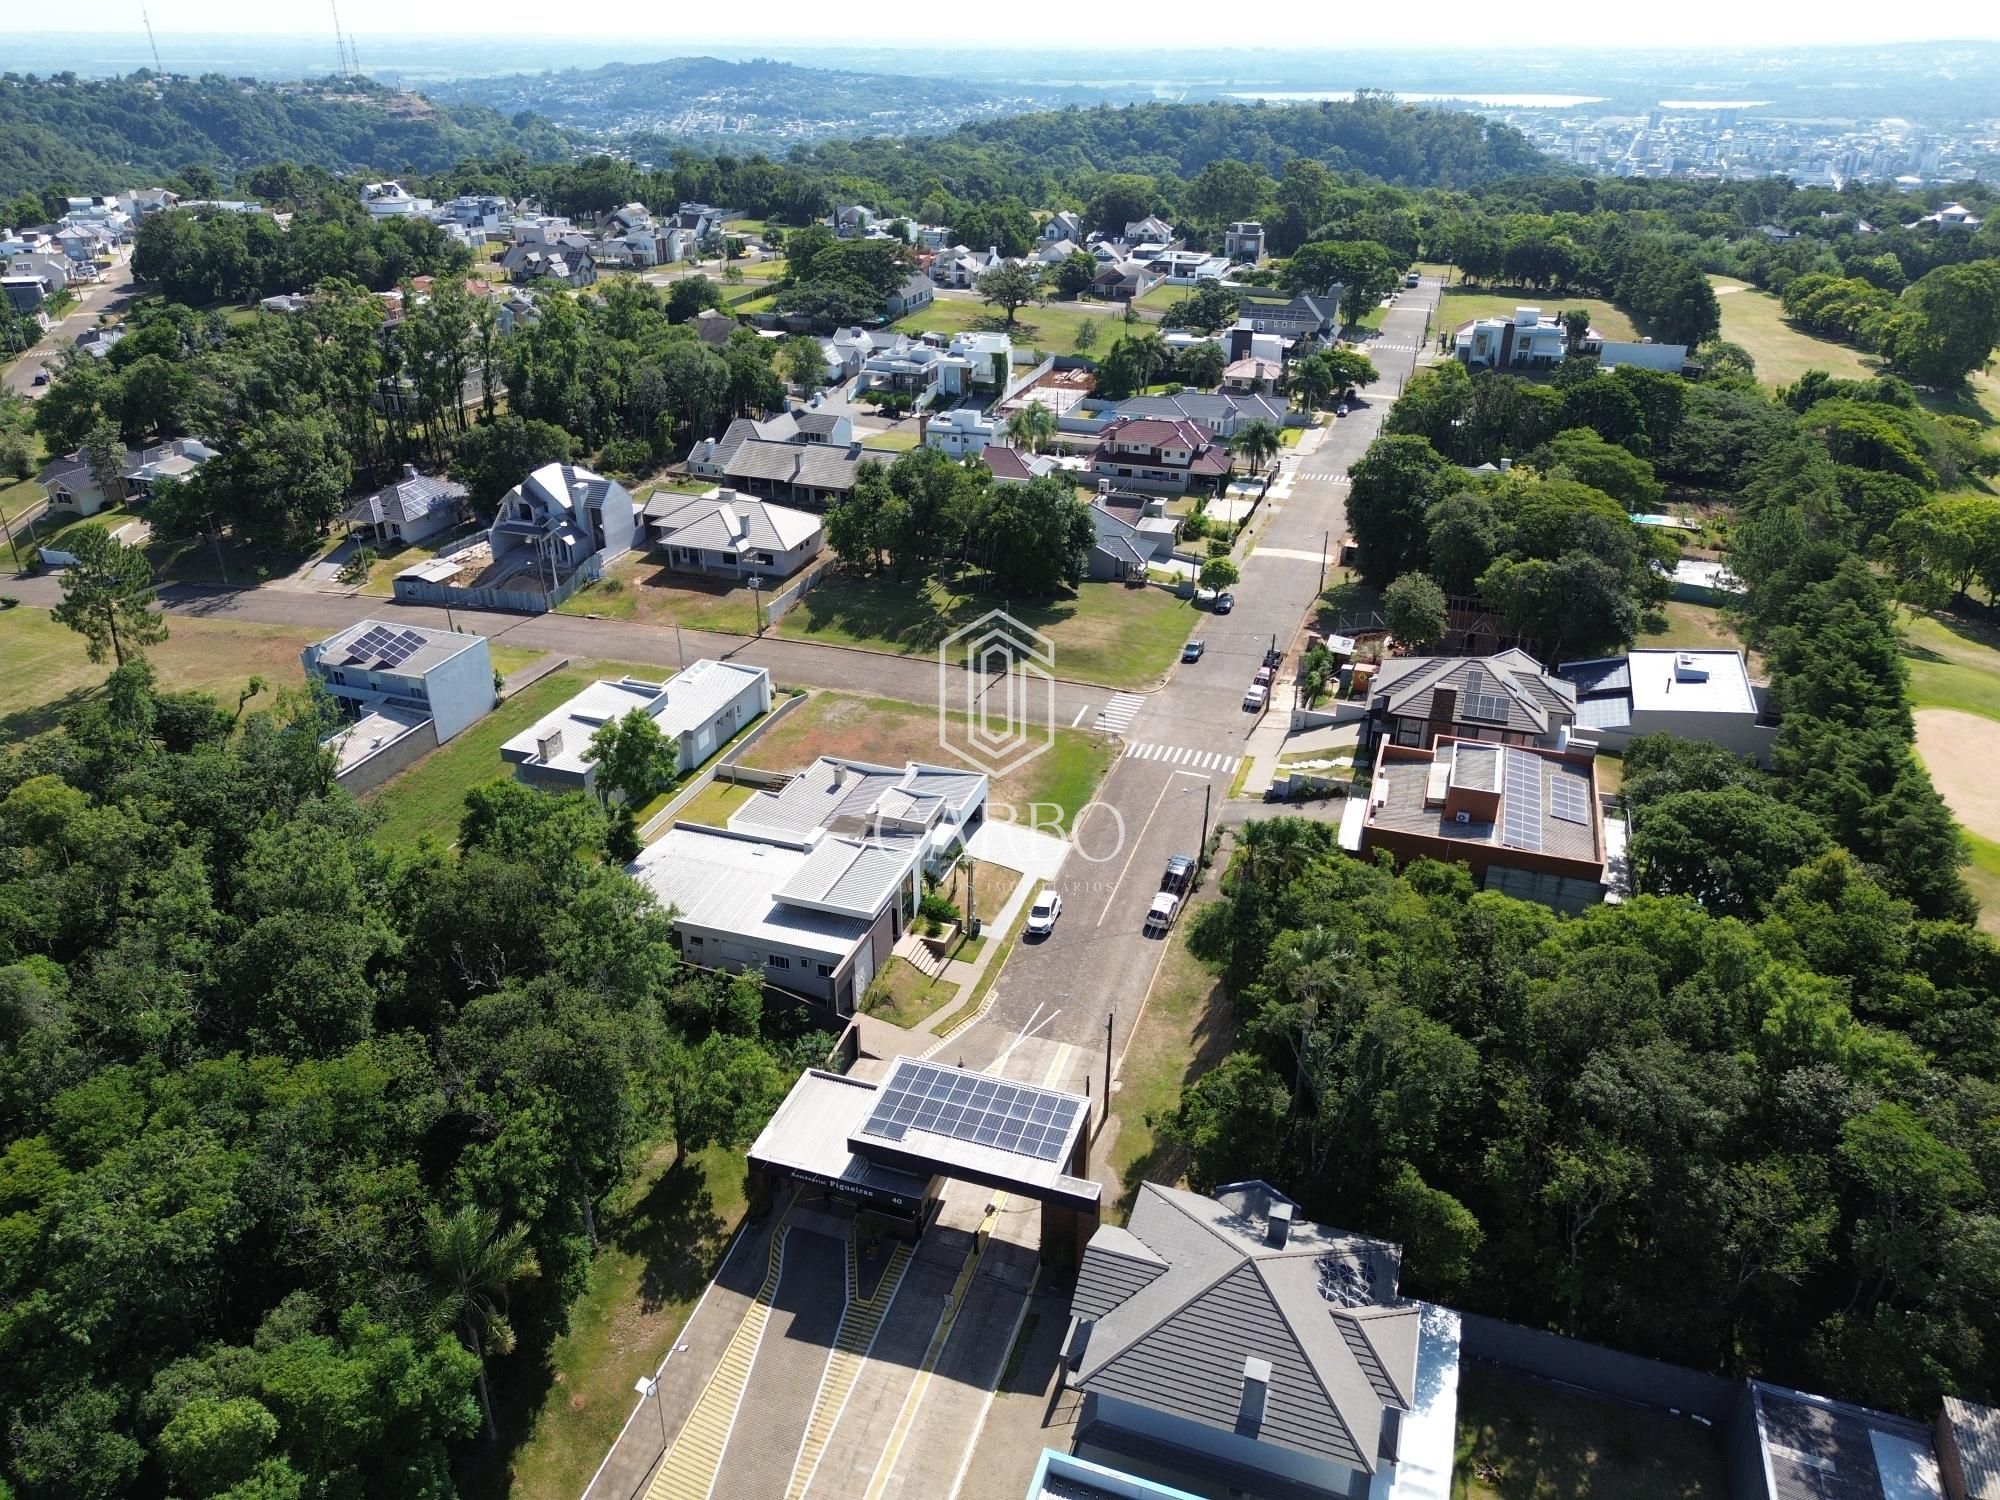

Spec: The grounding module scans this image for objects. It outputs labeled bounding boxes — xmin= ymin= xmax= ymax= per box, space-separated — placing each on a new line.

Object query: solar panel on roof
xmin=1549 ymin=772 xmax=1593 ymax=825
xmin=1502 ymin=749 xmax=1544 ymax=853
xmin=859 ymin=1059 xmax=1082 ymax=1164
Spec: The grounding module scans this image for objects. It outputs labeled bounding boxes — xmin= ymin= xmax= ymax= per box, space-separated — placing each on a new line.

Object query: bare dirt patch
xmin=1916 ymin=708 xmax=2000 ymax=841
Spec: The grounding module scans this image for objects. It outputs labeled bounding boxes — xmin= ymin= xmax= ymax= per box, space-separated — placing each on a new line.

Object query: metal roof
xmin=773 ymin=836 xmax=915 ymax=920
xmin=1072 ymin=1181 xmax=1410 ymax=1475
xmin=630 ymin=826 xmax=869 ymax=959
xmin=1944 ymin=1397 xmax=2000 ymax=1500
xmin=310 ymin=618 xmax=484 ymax=680
xmin=1752 ymin=1381 xmax=1944 ymax=1500
xmin=344 ymin=466 xmax=467 ymax=527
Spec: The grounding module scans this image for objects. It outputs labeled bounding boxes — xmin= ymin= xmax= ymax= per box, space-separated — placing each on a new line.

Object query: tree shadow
xmin=0 ymin=683 xmax=98 ymax=742
xmin=782 ymin=571 xmax=1085 ymax=656
xmin=613 ymin=1156 xmax=730 ymax=1316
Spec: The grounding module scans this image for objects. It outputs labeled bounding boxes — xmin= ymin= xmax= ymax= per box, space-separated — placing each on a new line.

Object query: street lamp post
xmin=633 ymin=1375 xmax=668 ymax=1448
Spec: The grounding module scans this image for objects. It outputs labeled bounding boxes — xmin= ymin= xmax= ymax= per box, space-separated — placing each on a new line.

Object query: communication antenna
xmin=141 ymin=5 xmax=164 ymax=75
xmin=328 ymin=0 xmax=353 ymax=76
xmin=346 ymin=28 xmax=363 ymax=80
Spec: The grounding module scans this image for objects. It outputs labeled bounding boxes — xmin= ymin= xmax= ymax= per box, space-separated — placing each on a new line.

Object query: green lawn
xmin=557 ymin=554 xmax=765 ymax=635
xmin=1708 ymin=277 xmax=1874 ymax=387
xmin=0 ymin=605 xmax=320 ymax=742
xmin=672 ymin=778 xmax=755 ymax=828
xmin=776 ymin=574 xmax=1196 ymax=690
xmin=1638 ymin=601 xmax=1753 ymax=658
xmin=859 ymin=429 xmax=921 ymax=452
xmin=737 ymin=689 xmax=1115 ymax=831
xmin=472 ymin=1143 xmax=747 ymax=1500
xmin=1901 ymin=608 xmax=2000 ymax=721
xmin=1438 ymin=287 xmax=1640 ymax=344
xmin=1452 ymin=1365 xmax=1727 ymax=1500
xmin=891 ymin=299 xmax=1123 ymax=356
xmin=861 ymin=955 xmax=957 ymax=1030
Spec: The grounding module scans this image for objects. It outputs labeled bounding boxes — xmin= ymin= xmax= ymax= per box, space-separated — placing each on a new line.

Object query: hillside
xmin=0 ymin=73 xmax=571 ymax=198
xmin=801 ymin=97 xmax=1549 ymax=195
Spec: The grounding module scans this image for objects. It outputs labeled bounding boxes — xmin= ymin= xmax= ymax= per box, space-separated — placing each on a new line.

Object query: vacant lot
xmin=891 ymin=299 xmax=1123 ymax=356
xmin=776 ymin=574 xmax=1195 ymax=690
xmin=556 ymin=554 xmax=765 ymax=635
xmin=1452 ymin=1366 xmax=1727 ymax=1500
xmin=0 ymin=606 xmax=321 ymax=741
xmin=737 ymin=689 xmax=1115 ymax=829
xmin=1438 ymin=287 xmax=1639 ymax=344
xmin=1708 ymin=277 xmax=1874 ymax=387
xmin=1638 ymin=601 xmax=1761 ymax=675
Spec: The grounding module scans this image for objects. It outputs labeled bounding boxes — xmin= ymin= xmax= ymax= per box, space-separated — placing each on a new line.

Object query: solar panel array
xmin=344 ymin=624 xmax=428 ymax=668
xmin=859 ymin=1059 xmax=1083 ymax=1163
xmin=1549 ymin=770 xmax=1593 ymax=825
xmin=1502 ymin=749 xmax=1545 ymax=852
xmin=1458 ymin=666 xmax=1512 ymax=723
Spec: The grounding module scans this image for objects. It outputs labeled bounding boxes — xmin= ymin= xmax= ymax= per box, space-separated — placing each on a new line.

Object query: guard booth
xmin=747 ymin=1056 xmax=1102 ymax=1271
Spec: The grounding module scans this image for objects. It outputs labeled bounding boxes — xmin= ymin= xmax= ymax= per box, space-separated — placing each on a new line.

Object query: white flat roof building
xmin=500 ymin=659 xmax=771 ymax=792
xmin=1560 ymin=648 xmax=1774 ymax=764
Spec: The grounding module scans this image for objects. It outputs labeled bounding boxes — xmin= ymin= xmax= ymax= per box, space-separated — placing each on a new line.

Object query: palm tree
xmin=1127 ymin=330 xmax=1170 ymax=390
xmin=423 ymin=1204 xmax=540 ymax=1441
xmin=1005 ymin=403 xmax=1056 ymax=454
xmin=1288 ymin=354 xmax=1335 ymax=413
xmin=1231 ymin=419 xmax=1283 ymax=476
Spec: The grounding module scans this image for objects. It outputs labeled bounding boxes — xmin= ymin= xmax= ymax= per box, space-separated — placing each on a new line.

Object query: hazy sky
xmin=34 ymin=0 xmax=2000 ymax=47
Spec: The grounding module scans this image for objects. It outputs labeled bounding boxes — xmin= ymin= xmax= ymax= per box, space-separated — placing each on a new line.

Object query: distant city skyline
xmin=16 ymin=3 xmax=2000 ymax=47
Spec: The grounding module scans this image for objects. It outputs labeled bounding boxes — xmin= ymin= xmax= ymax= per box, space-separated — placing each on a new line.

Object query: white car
xmin=1243 ymin=683 xmax=1269 ymax=712
xmin=1144 ymin=892 xmax=1182 ymax=936
xmin=1026 ymin=888 xmax=1062 ymax=937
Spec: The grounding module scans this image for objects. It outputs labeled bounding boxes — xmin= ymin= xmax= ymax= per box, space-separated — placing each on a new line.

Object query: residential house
xmin=693 ymin=307 xmax=738 ymax=347
xmin=125 ymin=187 xmax=181 ymax=219
xmin=503 ymin=247 xmax=596 ymax=288
xmin=487 ymin=462 xmax=636 ymax=584
xmin=832 ymin=205 xmax=879 ymax=238
xmin=1558 ymin=649 xmax=1775 ymax=764
xmin=633 ymin=755 xmax=987 ymax=1012
xmin=1223 ymin=220 xmax=1266 ymax=260
xmin=1230 ymin=288 xmax=1344 ymax=348
xmin=1022 ymin=1452 xmax=1202 ymax=1500
xmin=1905 ymin=201 xmax=1984 ymax=232
xmin=686 ymin=410 xmax=866 ymax=508
xmin=926 ymin=246 xmax=997 ymax=290
xmin=1357 ymin=650 xmax=1578 ymax=754
xmin=644 ymin=487 xmax=824 ymax=581
xmin=1453 ymin=305 xmax=1572 ymax=370
xmin=1089 ymin=416 xmax=1232 ymax=496
xmin=10 ymin=252 xmax=74 ymax=293
xmin=1349 ymin=735 xmax=1609 ymax=913
xmin=982 ymin=445 xmax=1062 ymax=485
xmin=1065 ymin=1180 xmax=1426 ymax=1500
xmin=1222 ymin=356 xmax=1283 ymax=396
xmin=1121 ymin=215 xmax=1176 ymax=245
xmin=925 ymin=408 xmax=999 ymax=458
xmin=885 ymin=272 xmax=936 ymax=319
xmin=259 ymin=292 xmax=311 ymax=314
xmin=859 ymin=337 xmax=945 ymax=397
xmin=1035 ymin=237 xmax=1084 ymax=266
xmin=1 ymin=277 xmax=44 ymax=315
xmin=940 ymin=330 xmax=1013 ymax=397
xmin=501 ymin=659 xmax=771 ymax=794
xmin=341 ymin=464 xmax=470 ymax=546
xmin=910 ymin=224 xmax=954 ymax=250
xmin=361 ymin=181 xmax=429 ymax=218
xmin=822 ymin=326 xmax=877 ymax=383
xmin=302 ymin=620 xmax=494 ymax=787
xmin=37 ymin=438 xmax=215 ymax=516
xmin=177 ymin=200 xmax=264 ymax=215
xmin=1936 ymin=1395 xmax=2000 ymax=1500
xmin=1042 ymin=211 xmax=1083 ymax=245
xmin=673 ymin=202 xmax=727 ymax=239
xmin=1087 ymin=491 xmax=1180 ymax=580
xmin=1092 ymin=260 xmax=1165 ymax=302
xmin=1597 ymin=340 xmax=1690 ymax=373
xmin=75 ymin=326 xmax=125 ymax=361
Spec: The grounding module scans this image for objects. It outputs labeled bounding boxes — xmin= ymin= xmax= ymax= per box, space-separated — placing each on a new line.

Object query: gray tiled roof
xmin=1374 ymin=648 xmax=1575 ymax=735
xmin=345 ymin=469 xmax=467 ymax=527
xmin=1073 ymin=1181 xmax=1410 ymax=1475
xmin=1072 ymin=1226 xmax=1166 ymax=1320
xmin=648 ymin=490 xmax=821 ymax=552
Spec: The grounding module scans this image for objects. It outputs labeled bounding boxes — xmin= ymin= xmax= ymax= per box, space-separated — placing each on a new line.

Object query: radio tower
xmin=141 ymin=5 xmax=165 ymax=75
xmin=328 ymin=0 xmax=353 ymax=77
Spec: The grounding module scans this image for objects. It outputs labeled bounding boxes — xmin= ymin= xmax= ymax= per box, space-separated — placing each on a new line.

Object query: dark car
xmin=1213 ymin=592 xmax=1235 ymax=614
xmin=1162 ymin=854 xmax=1195 ymax=895
xmin=1181 ymin=639 xmax=1205 ymax=663
xmin=31 ymin=372 xmax=49 ymax=387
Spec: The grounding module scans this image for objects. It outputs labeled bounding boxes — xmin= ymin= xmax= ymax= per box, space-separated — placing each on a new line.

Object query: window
xmin=685 ymin=934 xmax=703 ymax=946
xmin=816 ymin=963 xmax=835 ymax=979
xmin=756 ymin=552 xmax=775 ymax=566
xmin=767 ymin=954 xmax=791 ymax=970
xmin=1395 ymin=718 xmax=1421 ymax=747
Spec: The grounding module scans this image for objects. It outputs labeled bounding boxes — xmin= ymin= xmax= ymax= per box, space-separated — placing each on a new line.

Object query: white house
xmin=487 ymin=462 xmax=636 ymax=585
xmin=302 ymin=620 xmax=494 ymax=787
xmin=1905 ymin=202 xmax=1984 ymax=232
xmin=1559 ymin=648 xmax=1776 ymax=765
xmin=361 ymin=181 xmax=430 ymax=218
xmin=501 ymin=659 xmax=771 ymax=795
xmin=341 ymin=464 xmax=469 ymax=546
xmin=940 ymin=330 xmax=1013 ymax=397
xmin=925 ymin=408 xmax=999 ymax=458
xmin=37 ymin=438 xmax=215 ymax=516
xmin=1453 ymin=305 xmax=1572 ymax=371
xmin=644 ymin=488 xmax=825 ymax=581
xmin=1224 ymin=220 xmax=1266 ymax=260
xmin=1042 ymin=211 xmax=1083 ymax=244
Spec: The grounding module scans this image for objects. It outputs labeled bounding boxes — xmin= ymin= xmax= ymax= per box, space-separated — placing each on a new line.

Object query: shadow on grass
xmin=782 ymin=572 xmax=1085 ymax=654
xmin=1111 ymin=973 xmax=1238 ymax=1222
xmin=0 ymin=683 xmax=97 ymax=742
xmin=617 ymin=1154 xmax=732 ymax=1316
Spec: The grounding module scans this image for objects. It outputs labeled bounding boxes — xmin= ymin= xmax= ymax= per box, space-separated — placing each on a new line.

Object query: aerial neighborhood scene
xmin=8 ymin=11 xmax=2000 ymax=1500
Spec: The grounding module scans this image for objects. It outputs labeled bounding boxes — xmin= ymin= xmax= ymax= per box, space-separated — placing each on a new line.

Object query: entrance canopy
xmin=749 ymin=1056 xmax=1101 ymax=1215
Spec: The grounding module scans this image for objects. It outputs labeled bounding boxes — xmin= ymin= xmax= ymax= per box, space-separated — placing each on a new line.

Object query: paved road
xmin=3 ymin=256 xmax=142 ymax=398
xmin=950 ymin=278 xmax=1444 ymax=1065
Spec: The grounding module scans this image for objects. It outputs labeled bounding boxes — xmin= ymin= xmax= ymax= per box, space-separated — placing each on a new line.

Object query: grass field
xmin=1638 ymin=601 xmax=1759 ymax=672
xmin=474 ymin=1143 xmax=747 ymax=1500
xmin=1452 ymin=1366 xmax=1727 ymax=1500
xmin=0 ymin=606 xmax=320 ymax=741
xmin=556 ymin=555 xmax=765 ymax=635
xmin=1708 ymin=277 xmax=1874 ymax=387
xmin=671 ymin=778 xmax=755 ymax=828
xmin=775 ymin=574 xmax=1197 ymax=690
xmin=859 ymin=429 xmax=921 ymax=452
xmin=862 ymin=955 xmax=956 ymax=1030
xmin=1439 ymin=287 xmax=1640 ymax=344
xmin=737 ymin=690 xmax=1115 ymax=830
xmin=1899 ymin=608 xmax=2000 ymax=932
xmin=892 ymin=298 xmax=1123 ymax=356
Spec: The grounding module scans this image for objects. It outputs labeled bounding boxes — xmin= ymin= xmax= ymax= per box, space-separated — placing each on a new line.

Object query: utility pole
xmin=1199 ymin=780 xmax=1212 ymax=865
xmin=1318 ymin=529 xmax=1329 ymax=595
xmin=207 ymin=513 xmax=228 ymax=585
xmin=1102 ymin=1012 xmax=1114 ymax=1127
xmin=675 ymin=622 xmax=686 ymax=670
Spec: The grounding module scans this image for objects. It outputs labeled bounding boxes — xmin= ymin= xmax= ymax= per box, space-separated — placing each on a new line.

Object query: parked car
xmin=1264 ymin=645 xmax=1284 ymax=668
xmin=1404 ymin=272 xmax=1421 ymax=288
xmin=1243 ymin=683 xmax=1268 ymax=712
xmin=1144 ymin=891 xmax=1181 ymax=936
xmin=1254 ymin=665 xmax=1274 ymax=687
xmin=1334 ymin=402 xmax=1348 ymax=417
xmin=30 ymin=371 xmax=49 ymax=386
xmin=1213 ymin=592 xmax=1235 ymax=614
xmin=1162 ymin=854 xmax=1195 ymax=895
xmin=1182 ymin=639 xmax=1206 ymax=663
xmin=1025 ymin=888 xmax=1062 ymax=937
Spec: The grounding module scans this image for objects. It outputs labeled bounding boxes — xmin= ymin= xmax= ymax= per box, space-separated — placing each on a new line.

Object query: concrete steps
xmin=647 ymin=1226 xmax=790 ymax=1500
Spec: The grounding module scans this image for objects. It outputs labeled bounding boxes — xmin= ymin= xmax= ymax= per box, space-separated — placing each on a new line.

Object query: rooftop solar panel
xmin=860 ymin=1058 xmax=1083 ymax=1163
xmin=1549 ymin=771 xmax=1593 ymax=825
xmin=1502 ymin=749 xmax=1544 ymax=853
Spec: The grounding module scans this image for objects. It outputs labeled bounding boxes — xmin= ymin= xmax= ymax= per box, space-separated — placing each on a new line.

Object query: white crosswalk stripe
xmin=1126 ymin=743 xmax=1241 ymax=774
xmin=1092 ymin=692 xmax=1145 ymax=733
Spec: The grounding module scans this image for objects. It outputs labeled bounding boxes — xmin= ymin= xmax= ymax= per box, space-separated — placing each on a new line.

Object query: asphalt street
xmin=950 ymin=278 xmax=1444 ymax=1068
xmin=3 ymin=256 xmax=141 ymax=399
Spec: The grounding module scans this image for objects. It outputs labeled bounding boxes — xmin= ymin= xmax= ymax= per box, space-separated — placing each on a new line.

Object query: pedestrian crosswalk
xmin=1093 ymin=693 xmax=1145 ymax=733
xmin=1126 ymin=743 xmax=1242 ymax=774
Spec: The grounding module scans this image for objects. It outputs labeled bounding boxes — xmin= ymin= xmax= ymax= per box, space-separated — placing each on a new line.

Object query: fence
xmin=391 ymin=553 xmax=602 ymax=615
xmin=759 ymin=557 xmax=837 ymax=628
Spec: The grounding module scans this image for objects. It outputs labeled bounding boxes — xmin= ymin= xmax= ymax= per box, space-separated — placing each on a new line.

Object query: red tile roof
xmin=1099 ymin=416 xmax=1209 ymax=448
